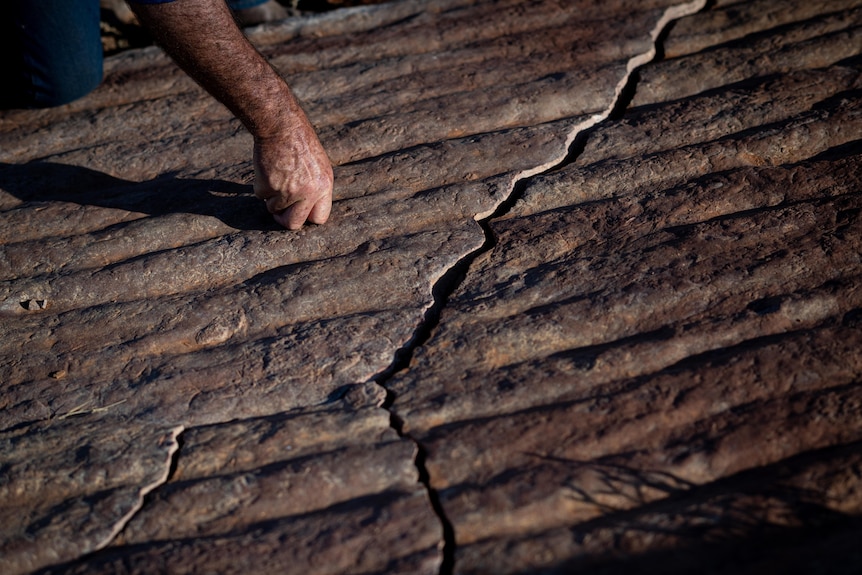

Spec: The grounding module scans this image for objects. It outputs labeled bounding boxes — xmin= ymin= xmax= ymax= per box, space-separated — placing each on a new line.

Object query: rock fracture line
xmin=369 ymin=1 xmax=708 ymax=572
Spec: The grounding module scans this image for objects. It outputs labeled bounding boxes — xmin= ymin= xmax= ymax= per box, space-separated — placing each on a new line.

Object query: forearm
xmin=130 ymin=0 xmax=334 ymax=229
xmin=131 ymin=0 xmax=302 ymax=138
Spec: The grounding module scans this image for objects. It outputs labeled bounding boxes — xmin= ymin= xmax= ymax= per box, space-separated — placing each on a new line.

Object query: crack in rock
xmin=368 ymin=1 xmax=708 ymax=573
xmin=94 ymin=425 xmax=184 ymax=551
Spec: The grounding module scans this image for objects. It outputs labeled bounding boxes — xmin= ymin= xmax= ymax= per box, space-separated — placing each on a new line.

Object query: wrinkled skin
xmin=254 ymin=127 xmax=334 ymax=230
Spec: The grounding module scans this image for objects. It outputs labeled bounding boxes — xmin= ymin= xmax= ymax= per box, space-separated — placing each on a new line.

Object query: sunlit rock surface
xmin=388 ymin=0 xmax=862 ymax=572
xmin=1 ymin=0 xmax=860 ymax=573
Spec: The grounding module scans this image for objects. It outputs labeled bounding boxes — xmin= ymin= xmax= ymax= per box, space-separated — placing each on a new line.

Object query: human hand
xmin=253 ymin=121 xmax=334 ymax=230
xmin=130 ymin=0 xmax=333 ymax=229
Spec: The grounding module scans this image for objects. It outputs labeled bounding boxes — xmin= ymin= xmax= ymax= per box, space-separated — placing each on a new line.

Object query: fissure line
xmin=370 ymin=2 xmax=708 ymax=573
xmin=95 ymin=425 xmax=185 ymax=551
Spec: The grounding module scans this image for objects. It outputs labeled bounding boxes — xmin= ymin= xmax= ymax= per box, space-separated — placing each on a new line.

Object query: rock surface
xmin=1 ymin=0 xmax=860 ymax=573
xmin=388 ymin=0 xmax=862 ymax=572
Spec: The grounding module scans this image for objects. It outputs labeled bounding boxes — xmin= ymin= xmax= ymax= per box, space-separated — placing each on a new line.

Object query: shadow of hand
xmin=0 ymin=161 xmax=281 ymax=231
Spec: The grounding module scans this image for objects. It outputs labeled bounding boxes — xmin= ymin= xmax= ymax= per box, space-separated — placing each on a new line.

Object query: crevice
xmin=369 ymin=2 xmax=709 ymax=573
xmin=371 ymin=242 xmax=483 ymax=386
xmin=164 ymin=426 xmax=185 ymax=485
xmin=386 ymin=411 xmax=458 ymax=575
xmin=94 ymin=425 xmax=185 ymax=551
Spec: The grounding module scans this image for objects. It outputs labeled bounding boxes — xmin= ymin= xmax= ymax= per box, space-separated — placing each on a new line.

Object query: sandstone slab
xmin=0 ymin=0 xmax=708 ymax=572
xmin=46 ymin=388 xmax=442 ymax=575
xmin=0 ymin=416 xmax=180 ymax=575
xmin=386 ymin=0 xmax=862 ymax=572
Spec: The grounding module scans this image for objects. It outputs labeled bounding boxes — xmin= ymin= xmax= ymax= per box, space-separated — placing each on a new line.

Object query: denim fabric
xmin=0 ymin=0 xmax=269 ymax=109
xmin=0 ymin=0 xmax=103 ymax=108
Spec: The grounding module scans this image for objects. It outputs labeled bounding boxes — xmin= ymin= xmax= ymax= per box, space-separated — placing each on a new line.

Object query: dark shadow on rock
xmin=508 ymin=441 xmax=862 ymax=575
xmin=531 ymin=513 xmax=862 ymax=575
xmin=0 ymin=161 xmax=283 ymax=231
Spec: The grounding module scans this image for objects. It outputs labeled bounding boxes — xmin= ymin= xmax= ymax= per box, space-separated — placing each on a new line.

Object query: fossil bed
xmin=1 ymin=0 xmax=861 ymax=573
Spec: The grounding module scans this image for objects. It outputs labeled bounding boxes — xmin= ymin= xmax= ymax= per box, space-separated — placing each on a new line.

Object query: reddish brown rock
xmin=0 ymin=0 xmax=707 ymax=572
xmin=3 ymin=0 xmax=858 ymax=573
xmin=90 ymin=391 xmax=443 ymax=575
xmin=386 ymin=1 xmax=862 ymax=573
xmin=0 ymin=416 xmax=180 ymax=575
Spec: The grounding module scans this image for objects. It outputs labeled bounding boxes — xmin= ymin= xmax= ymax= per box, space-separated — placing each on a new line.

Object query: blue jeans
xmin=0 ymin=0 xmax=268 ymax=109
xmin=1 ymin=0 xmax=103 ymax=108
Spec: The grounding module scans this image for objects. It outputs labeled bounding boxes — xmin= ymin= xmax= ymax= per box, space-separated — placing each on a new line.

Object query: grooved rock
xmin=387 ymin=0 xmax=862 ymax=572
xmin=0 ymin=417 xmax=181 ymax=575
xmin=2 ymin=0 xmax=860 ymax=573
xmin=0 ymin=0 xmax=709 ymax=572
xmin=47 ymin=394 xmax=442 ymax=575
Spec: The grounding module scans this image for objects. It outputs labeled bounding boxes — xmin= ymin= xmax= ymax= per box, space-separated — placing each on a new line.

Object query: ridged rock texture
xmin=1 ymin=0 xmax=860 ymax=573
